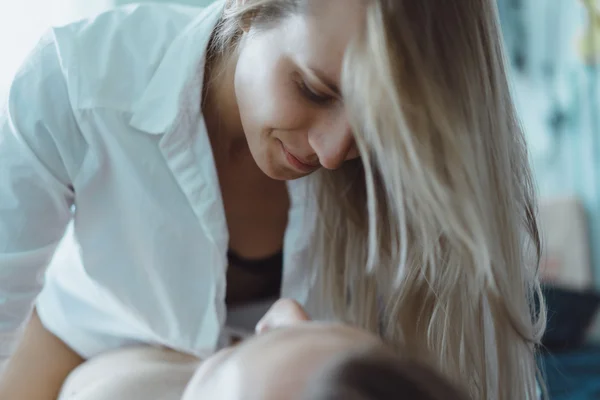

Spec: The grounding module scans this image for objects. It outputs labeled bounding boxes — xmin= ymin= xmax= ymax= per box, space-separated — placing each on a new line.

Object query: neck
xmin=202 ymin=49 xmax=248 ymax=162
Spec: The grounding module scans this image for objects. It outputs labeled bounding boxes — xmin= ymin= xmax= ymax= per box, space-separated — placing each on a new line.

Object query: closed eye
xmin=296 ymin=79 xmax=335 ymax=106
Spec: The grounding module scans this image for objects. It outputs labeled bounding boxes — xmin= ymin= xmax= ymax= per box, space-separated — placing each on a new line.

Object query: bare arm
xmin=0 ymin=310 xmax=84 ymax=399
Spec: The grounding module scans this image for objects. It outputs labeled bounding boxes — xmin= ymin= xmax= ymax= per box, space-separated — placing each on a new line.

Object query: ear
xmin=234 ymin=0 xmax=253 ymax=33
xmin=239 ymin=17 xmax=253 ymax=33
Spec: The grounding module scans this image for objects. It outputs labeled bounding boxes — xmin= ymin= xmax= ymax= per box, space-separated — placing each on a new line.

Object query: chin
xmin=253 ymin=149 xmax=307 ymax=181
xmin=249 ymin=138 xmax=317 ymax=181
xmin=261 ymin=163 xmax=307 ymax=181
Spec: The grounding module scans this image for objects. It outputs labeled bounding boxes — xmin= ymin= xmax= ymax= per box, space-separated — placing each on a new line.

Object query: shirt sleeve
xmin=0 ymin=32 xmax=87 ymax=362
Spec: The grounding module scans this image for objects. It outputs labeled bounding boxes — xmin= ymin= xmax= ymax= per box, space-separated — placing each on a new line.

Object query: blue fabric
xmin=539 ymin=346 xmax=600 ymax=399
xmin=541 ymin=285 xmax=600 ymax=352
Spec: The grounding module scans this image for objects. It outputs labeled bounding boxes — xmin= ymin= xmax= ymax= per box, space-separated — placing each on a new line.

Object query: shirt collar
xmin=129 ymin=0 xmax=225 ymax=134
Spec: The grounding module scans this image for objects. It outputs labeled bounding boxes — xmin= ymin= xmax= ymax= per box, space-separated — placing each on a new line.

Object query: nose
xmin=308 ymin=115 xmax=357 ymax=170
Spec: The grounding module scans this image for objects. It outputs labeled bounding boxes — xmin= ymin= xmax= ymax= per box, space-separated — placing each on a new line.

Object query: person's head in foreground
xmin=207 ymin=0 xmax=546 ymax=398
xmin=182 ymin=323 xmax=468 ymax=400
xmin=58 ymin=300 xmax=468 ymax=400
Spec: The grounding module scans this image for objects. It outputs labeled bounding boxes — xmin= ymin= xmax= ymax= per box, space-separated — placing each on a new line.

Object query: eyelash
xmin=296 ymin=79 xmax=333 ymax=105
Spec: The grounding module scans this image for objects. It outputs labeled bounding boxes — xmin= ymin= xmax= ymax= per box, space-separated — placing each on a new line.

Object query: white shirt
xmin=0 ymin=0 xmax=316 ymax=361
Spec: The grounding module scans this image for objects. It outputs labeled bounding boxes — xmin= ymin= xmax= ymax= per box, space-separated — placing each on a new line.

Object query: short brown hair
xmin=301 ymin=346 xmax=469 ymax=400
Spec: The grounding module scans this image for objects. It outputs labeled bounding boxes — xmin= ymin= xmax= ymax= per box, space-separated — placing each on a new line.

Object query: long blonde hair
xmin=211 ymin=0 xmax=546 ymax=398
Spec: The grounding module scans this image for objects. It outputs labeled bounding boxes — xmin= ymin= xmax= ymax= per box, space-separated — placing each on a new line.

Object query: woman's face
xmin=181 ymin=322 xmax=378 ymax=400
xmin=233 ymin=0 xmax=365 ymax=180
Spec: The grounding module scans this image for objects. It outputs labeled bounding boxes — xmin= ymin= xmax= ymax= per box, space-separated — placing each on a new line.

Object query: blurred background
xmin=0 ymin=0 xmax=599 ymax=398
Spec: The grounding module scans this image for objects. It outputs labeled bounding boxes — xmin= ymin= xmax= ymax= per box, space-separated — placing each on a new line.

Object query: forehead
xmin=282 ymin=0 xmax=366 ymax=82
xmin=225 ymin=323 xmax=378 ymax=398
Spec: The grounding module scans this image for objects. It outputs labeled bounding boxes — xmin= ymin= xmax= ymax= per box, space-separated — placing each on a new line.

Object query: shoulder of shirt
xmin=50 ymin=3 xmax=207 ymax=113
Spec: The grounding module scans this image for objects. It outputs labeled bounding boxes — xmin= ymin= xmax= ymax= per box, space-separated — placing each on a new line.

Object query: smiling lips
xmin=279 ymin=141 xmax=320 ymax=173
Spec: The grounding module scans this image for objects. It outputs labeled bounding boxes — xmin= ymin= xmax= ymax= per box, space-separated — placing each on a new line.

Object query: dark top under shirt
xmin=226 ymin=250 xmax=283 ymax=304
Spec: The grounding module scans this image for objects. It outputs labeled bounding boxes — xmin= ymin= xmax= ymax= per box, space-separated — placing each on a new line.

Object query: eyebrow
xmin=307 ymin=66 xmax=341 ymax=97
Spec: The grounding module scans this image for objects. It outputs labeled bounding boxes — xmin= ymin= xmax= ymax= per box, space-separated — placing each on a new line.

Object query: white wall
xmin=113 ymin=0 xmax=215 ymax=6
xmin=504 ymin=0 xmax=600 ymax=285
xmin=0 ymin=0 xmax=112 ymax=96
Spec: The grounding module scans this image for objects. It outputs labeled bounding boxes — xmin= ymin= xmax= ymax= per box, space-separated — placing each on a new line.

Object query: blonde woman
xmin=0 ymin=0 xmax=545 ymax=399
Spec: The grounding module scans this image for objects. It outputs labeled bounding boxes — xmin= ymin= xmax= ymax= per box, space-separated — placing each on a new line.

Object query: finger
xmin=255 ymin=299 xmax=310 ymax=334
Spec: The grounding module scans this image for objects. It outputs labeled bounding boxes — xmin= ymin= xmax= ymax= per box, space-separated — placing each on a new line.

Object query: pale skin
xmin=181 ymin=305 xmax=378 ymax=400
xmin=0 ymin=0 xmax=366 ymax=398
xmin=56 ymin=299 xmax=378 ymax=400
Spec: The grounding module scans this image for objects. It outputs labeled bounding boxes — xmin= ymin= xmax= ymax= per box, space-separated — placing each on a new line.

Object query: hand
xmin=255 ymin=298 xmax=311 ymax=334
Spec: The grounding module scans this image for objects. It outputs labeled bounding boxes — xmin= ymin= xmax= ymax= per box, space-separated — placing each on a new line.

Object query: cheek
xmin=235 ymin=49 xmax=310 ymax=134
